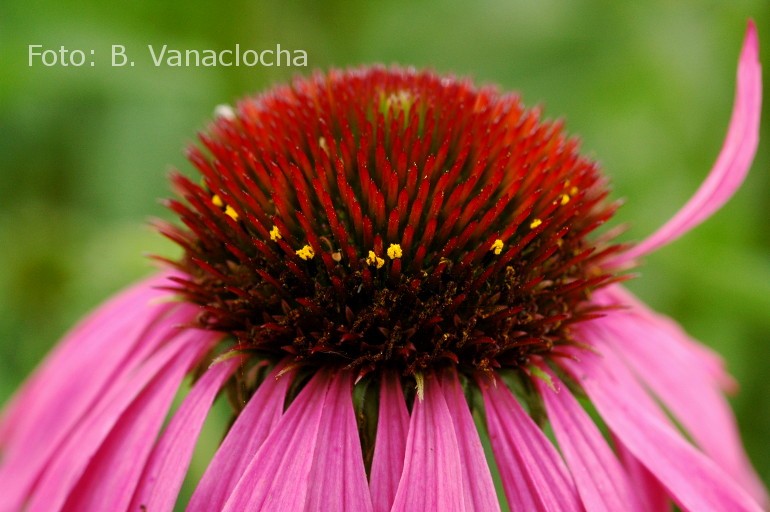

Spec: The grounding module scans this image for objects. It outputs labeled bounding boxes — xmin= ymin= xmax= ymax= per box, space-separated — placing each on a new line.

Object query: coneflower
xmin=0 ymin=22 xmax=765 ymax=512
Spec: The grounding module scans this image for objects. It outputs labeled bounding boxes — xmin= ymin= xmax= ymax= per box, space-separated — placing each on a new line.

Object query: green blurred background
xmin=1 ymin=0 xmax=768 ymax=495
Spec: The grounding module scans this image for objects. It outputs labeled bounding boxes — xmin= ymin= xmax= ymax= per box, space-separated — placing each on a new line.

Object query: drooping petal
xmin=613 ymin=437 xmax=670 ymax=512
xmin=129 ymin=357 xmax=241 ymax=512
xmin=480 ymin=374 xmax=582 ymax=512
xmin=391 ymin=373 xmax=465 ymax=512
xmin=187 ymin=363 xmax=293 ymax=511
xmin=25 ymin=327 xmax=214 ymax=512
xmin=1 ymin=271 xmax=175 ymax=444
xmin=59 ymin=341 xmax=212 ymax=512
xmin=218 ymin=369 xmax=328 ymax=512
xmin=305 ymin=372 xmax=374 ymax=511
xmin=592 ymin=285 xmax=767 ymax=504
xmin=0 ymin=274 xmax=190 ymax=510
xmin=562 ymin=343 xmax=763 ymax=512
xmin=592 ymin=309 xmax=768 ymax=506
xmin=370 ymin=372 xmax=410 ymax=512
xmin=535 ymin=368 xmax=640 ymax=512
xmin=597 ymin=285 xmax=735 ymax=390
xmin=0 ymin=273 xmax=165 ymax=446
xmin=612 ymin=21 xmax=762 ymax=265
xmin=441 ymin=371 xmax=500 ymax=512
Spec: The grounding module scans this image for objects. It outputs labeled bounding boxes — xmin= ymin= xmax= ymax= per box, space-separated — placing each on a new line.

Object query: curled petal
xmin=612 ymin=21 xmax=762 ymax=265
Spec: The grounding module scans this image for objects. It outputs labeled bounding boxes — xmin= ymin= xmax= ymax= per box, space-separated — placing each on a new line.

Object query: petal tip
xmin=746 ymin=19 xmax=758 ymax=46
xmin=742 ymin=20 xmax=760 ymax=67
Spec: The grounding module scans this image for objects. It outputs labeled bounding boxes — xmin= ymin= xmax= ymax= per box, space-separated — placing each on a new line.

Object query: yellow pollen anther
xmin=386 ymin=244 xmax=403 ymax=260
xmin=560 ymin=194 xmax=570 ymax=205
xmin=332 ymin=252 xmax=342 ymax=262
xmin=318 ymin=136 xmax=329 ymax=155
xmin=296 ymin=244 xmax=315 ymax=260
xmin=211 ymin=194 xmax=224 ymax=208
xmin=224 ymin=205 xmax=239 ymax=221
xmin=530 ymin=218 xmax=543 ymax=229
xmin=491 ymin=239 xmax=504 ymax=255
xmin=570 ymin=186 xmax=579 ymax=196
xmin=366 ymin=250 xmax=385 ymax=268
xmin=269 ymin=225 xmax=282 ymax=241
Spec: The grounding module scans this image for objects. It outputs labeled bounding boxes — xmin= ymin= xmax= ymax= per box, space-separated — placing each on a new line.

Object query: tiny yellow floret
xmin=530 ymin=218 xmax=543 ymax=229
xmin=560 ymin=194 xmax=570 ymax=205
xmin=386 ymin=244 xmax=403 ymax=259
xmin=296 ymin=244 xmax=315 ymax=260
xmin=491 ymin=239 xmax=504 ymax=255
xmin=211 ymin=194 xmax=224 ymax=208
xmin=224 ymin=205 xmax=239 ymax=221
xmin=366 ymin=250 xmax=385 ymax=268
xmin=570 ymin=186 xmax=579 ymax=196
xmin=269 ymin=225 xmax=282 ymax=241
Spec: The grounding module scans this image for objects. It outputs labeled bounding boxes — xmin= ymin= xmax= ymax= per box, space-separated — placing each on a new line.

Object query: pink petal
xmin=0 ymin=294 xmax=146 ymax=447
xmin=2 ymin=271 xmax=175 ymax=441
xmin=481 ymin=374 xmax=582 ymax=512
xmin=221 ymin=371 xmax=327 ymax=511
xmin=25 ymin=328 xmax=213 ymax=512
xmin=593 ymin=286 xmax=766 ymax=504
xmin=59 ymin=344 xmax=208 ymax=512
xmin=129 ymin=357 xmax=241 ymax=512
xmin=535 ymin=368 xmax=640 ymax=512
xmin=370 ymin=372 xmax=409 ymax=512
xmin=305 ymin=372 xmax=374 ymax=511
xmin=391 ymin=373 xmax=466 ymax=512
xmin=441 ymin=371 xmax=500 ymax=512
xmin=592 ymin=309 xmax=768 ymax=505
xmin=0 ymin=273 xmax=176 ymax=466
xmin=0 ymin=278 xmax=201 ymax=511
xmin=596 ymin=285 xmax=734 ymax=390
xmin=614 ymin=437 xmax=670 ymax=512
xmin=612 ymin=21 xmax=762 ymax=265
xmin=187 ymin=363 xmax=294 ymax=511
xmin=562 ymin=345 xmax=763 ymax=512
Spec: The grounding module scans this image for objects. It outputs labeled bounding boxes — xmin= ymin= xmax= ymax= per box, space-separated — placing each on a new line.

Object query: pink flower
xmin=0 ymin=22 xmax=765 ymax=512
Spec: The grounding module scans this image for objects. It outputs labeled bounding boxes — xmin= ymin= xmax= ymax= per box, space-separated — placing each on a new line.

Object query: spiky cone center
xmin=159 ymin=66 xmax=624 ymax=380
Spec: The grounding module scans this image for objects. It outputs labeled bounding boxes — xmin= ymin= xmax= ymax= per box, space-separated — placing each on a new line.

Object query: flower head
xmin=162 ymin=63 xmax=622 ymax=380
xmin=0 ymin=22 xmax=765 ymax=512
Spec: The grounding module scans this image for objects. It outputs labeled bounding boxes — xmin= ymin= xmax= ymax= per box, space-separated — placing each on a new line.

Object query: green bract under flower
xmin=160 ymin=66 xmax=624 ymax=377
